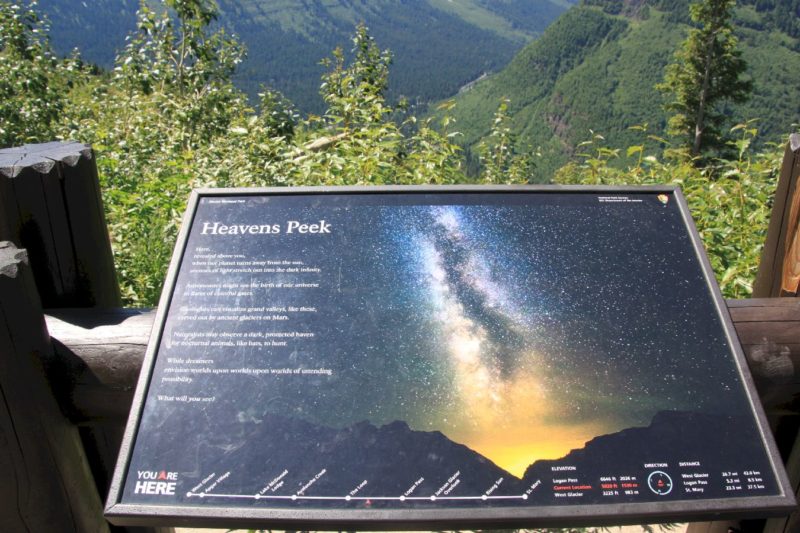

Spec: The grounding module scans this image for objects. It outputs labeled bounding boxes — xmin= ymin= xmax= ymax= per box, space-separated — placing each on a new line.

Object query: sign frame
xmin=105 ymin=185 xmax=796 ymax=529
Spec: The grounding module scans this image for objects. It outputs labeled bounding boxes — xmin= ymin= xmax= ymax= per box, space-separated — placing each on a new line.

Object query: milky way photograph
xmin=112 ymin=189 xmax=789 ymax=524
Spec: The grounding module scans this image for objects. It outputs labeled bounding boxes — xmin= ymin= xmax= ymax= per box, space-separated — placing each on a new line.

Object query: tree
xmin=0 ymin=1 xmax=73 ymax=147
xmin=478 ymin=98 xmax=536 ymax=184
xmin=112 ymin=0 xmax=246 ymax=149
xmin=658 ymin=0 xmax=752 ymax=158
xmin=63 ymin=0 xmax=251 ymax=304
xmin=319 ymin=23 xmax=393 ymax=131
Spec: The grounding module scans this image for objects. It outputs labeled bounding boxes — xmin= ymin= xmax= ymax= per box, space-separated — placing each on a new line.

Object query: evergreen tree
xmin=657 ymin=0 xmax=752 ymax=157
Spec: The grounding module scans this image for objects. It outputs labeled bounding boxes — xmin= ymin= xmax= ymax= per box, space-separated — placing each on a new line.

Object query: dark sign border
xmin=105 ymin=185 xmax=796 ymax=529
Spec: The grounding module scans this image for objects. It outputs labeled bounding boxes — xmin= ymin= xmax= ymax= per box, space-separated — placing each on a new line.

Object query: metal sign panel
xmin=106 ymin=186 xmax=795 ymax=529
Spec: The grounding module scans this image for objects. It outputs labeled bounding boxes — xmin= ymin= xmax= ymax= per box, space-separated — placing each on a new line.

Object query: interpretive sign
xmin=106 ymin=186 xmax=795 ymax=528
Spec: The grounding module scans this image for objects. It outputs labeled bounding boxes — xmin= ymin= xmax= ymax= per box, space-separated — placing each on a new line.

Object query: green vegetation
xmin=428 ymin=0 xmax=574 ymax=42
xmin=0 ymin=2 xmax=76 ymax=146
xmin=32 ymin=0 xmax=139 ymax=67
xmin=555 ymin=121 xmax=781 ymax=299
xmin=478 ymin=98 xmax=538 ymax=184
xmin=52 ymin=4 xmax=469 ymax=304
xmin=444 ymin=0 xmax=800 ymax=178
xmin=39 ymin=0 xmax=571 ymax=113
xmin=0 ymin=0 xmax=790 ymax=306
xmin=658 ymin=0 xmax=752 ymax=156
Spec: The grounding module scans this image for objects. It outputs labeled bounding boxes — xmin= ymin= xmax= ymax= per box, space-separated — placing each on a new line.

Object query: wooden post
xmin=728 ymin=298 xmax=800 ymax=416
xmin=753 ymin=134 xmax=800 ymax=297
xmin=0 ymin=142 xmax=171 ymax=532
xmin=0 ymin=141 xmax=121 ymax=307
xmin=0 ymin=242 xmax=109 ymax=532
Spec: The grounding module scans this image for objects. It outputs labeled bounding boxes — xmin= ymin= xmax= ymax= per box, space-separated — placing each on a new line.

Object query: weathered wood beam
xmin=45 ymin=298 xmax=800 ymax=423
xmin=0 ymin=142 xmax=172 ymax=532
xmin=0 ymin=141 xmax=121 ymax=307
xmin=727 ymin=298 xmax=800 ymax=416
xmin=45 ymin=308 xmax=153 ymax=422
xmin=753 ymin=134 xmax=800 ymax=297
xmin=0 ymin=242 xmax=109 ymax=533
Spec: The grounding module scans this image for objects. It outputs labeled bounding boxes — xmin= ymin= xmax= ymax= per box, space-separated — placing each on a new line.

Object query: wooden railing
xmin=40 ymin=302 xmax=800 ymax=426
xmin=754 ymin=133 xmax=800 ymax=298
xmin=0 ymin=142 xmax=165 ymax=533
xmin=1 ymin=139 xmax=799 ymax=532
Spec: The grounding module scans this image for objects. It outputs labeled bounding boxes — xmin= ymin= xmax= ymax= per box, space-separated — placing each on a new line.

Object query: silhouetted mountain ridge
xmin=126 ymin=408 xmax=779 ymax=506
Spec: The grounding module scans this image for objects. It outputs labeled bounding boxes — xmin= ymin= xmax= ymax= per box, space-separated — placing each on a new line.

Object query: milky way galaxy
xmin=149 ymin=192 xmax=751 ymax=481
xmin=353 ymin=194 xmax=746 ymax=477
xmin=402 ymin=206 xmax=605 ymax=476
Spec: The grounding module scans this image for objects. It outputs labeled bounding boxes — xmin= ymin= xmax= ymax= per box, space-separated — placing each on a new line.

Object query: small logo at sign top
xmin=134 ymin=470 xmax=178 ymax=495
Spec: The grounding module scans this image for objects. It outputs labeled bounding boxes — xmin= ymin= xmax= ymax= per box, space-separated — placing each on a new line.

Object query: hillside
xmin=37 ymin=0 xmax=139 ymax=67
xmin=444 ymin=0 xmax=800 ymax=179
xmin=40 ymin=0 xmax=572 ymax=113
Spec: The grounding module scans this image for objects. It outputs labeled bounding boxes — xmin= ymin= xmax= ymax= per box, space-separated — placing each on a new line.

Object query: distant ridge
xmin=443 ymin=0 xmax=800 ymax=179
xmin=39 ymin=0 xmax=572 ymax=112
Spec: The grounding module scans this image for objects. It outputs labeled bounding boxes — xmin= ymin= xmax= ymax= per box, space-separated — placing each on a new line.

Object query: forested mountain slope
xmin=40 ymin=0 xmax=572 ymax=112
xmin=445 ymin=0 xmax=800 ymax=178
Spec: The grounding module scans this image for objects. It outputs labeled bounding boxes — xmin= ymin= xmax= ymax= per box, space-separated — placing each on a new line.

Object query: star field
xmin=363 ymin=195 xmax=745 ymax=474
xmin=143 ymin=192 xmax=751 ymax=479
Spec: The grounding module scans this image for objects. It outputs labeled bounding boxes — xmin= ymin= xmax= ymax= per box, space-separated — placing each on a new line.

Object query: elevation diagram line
xmin=186 ymin=492 xmax=528 ymax=501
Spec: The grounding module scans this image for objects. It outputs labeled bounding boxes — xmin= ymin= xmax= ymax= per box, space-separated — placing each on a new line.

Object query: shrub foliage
xmin=0 ymin=0 xmax=785 ymax=304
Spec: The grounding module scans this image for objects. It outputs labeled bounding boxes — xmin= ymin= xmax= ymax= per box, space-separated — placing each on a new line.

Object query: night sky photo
xmin=119 ymin=190 xmax=781 ymax=512
xmin=319 ymin=194 xmax=744 ymax=475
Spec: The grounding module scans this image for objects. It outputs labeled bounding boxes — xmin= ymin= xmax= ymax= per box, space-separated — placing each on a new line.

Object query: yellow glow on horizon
xmin=450 ymin=421 xmax=609 ymax=478
xmin=420 ymin=231 xmax=619 ymax=479
xmin=442 ymin=332 xmax=612 ymax=477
